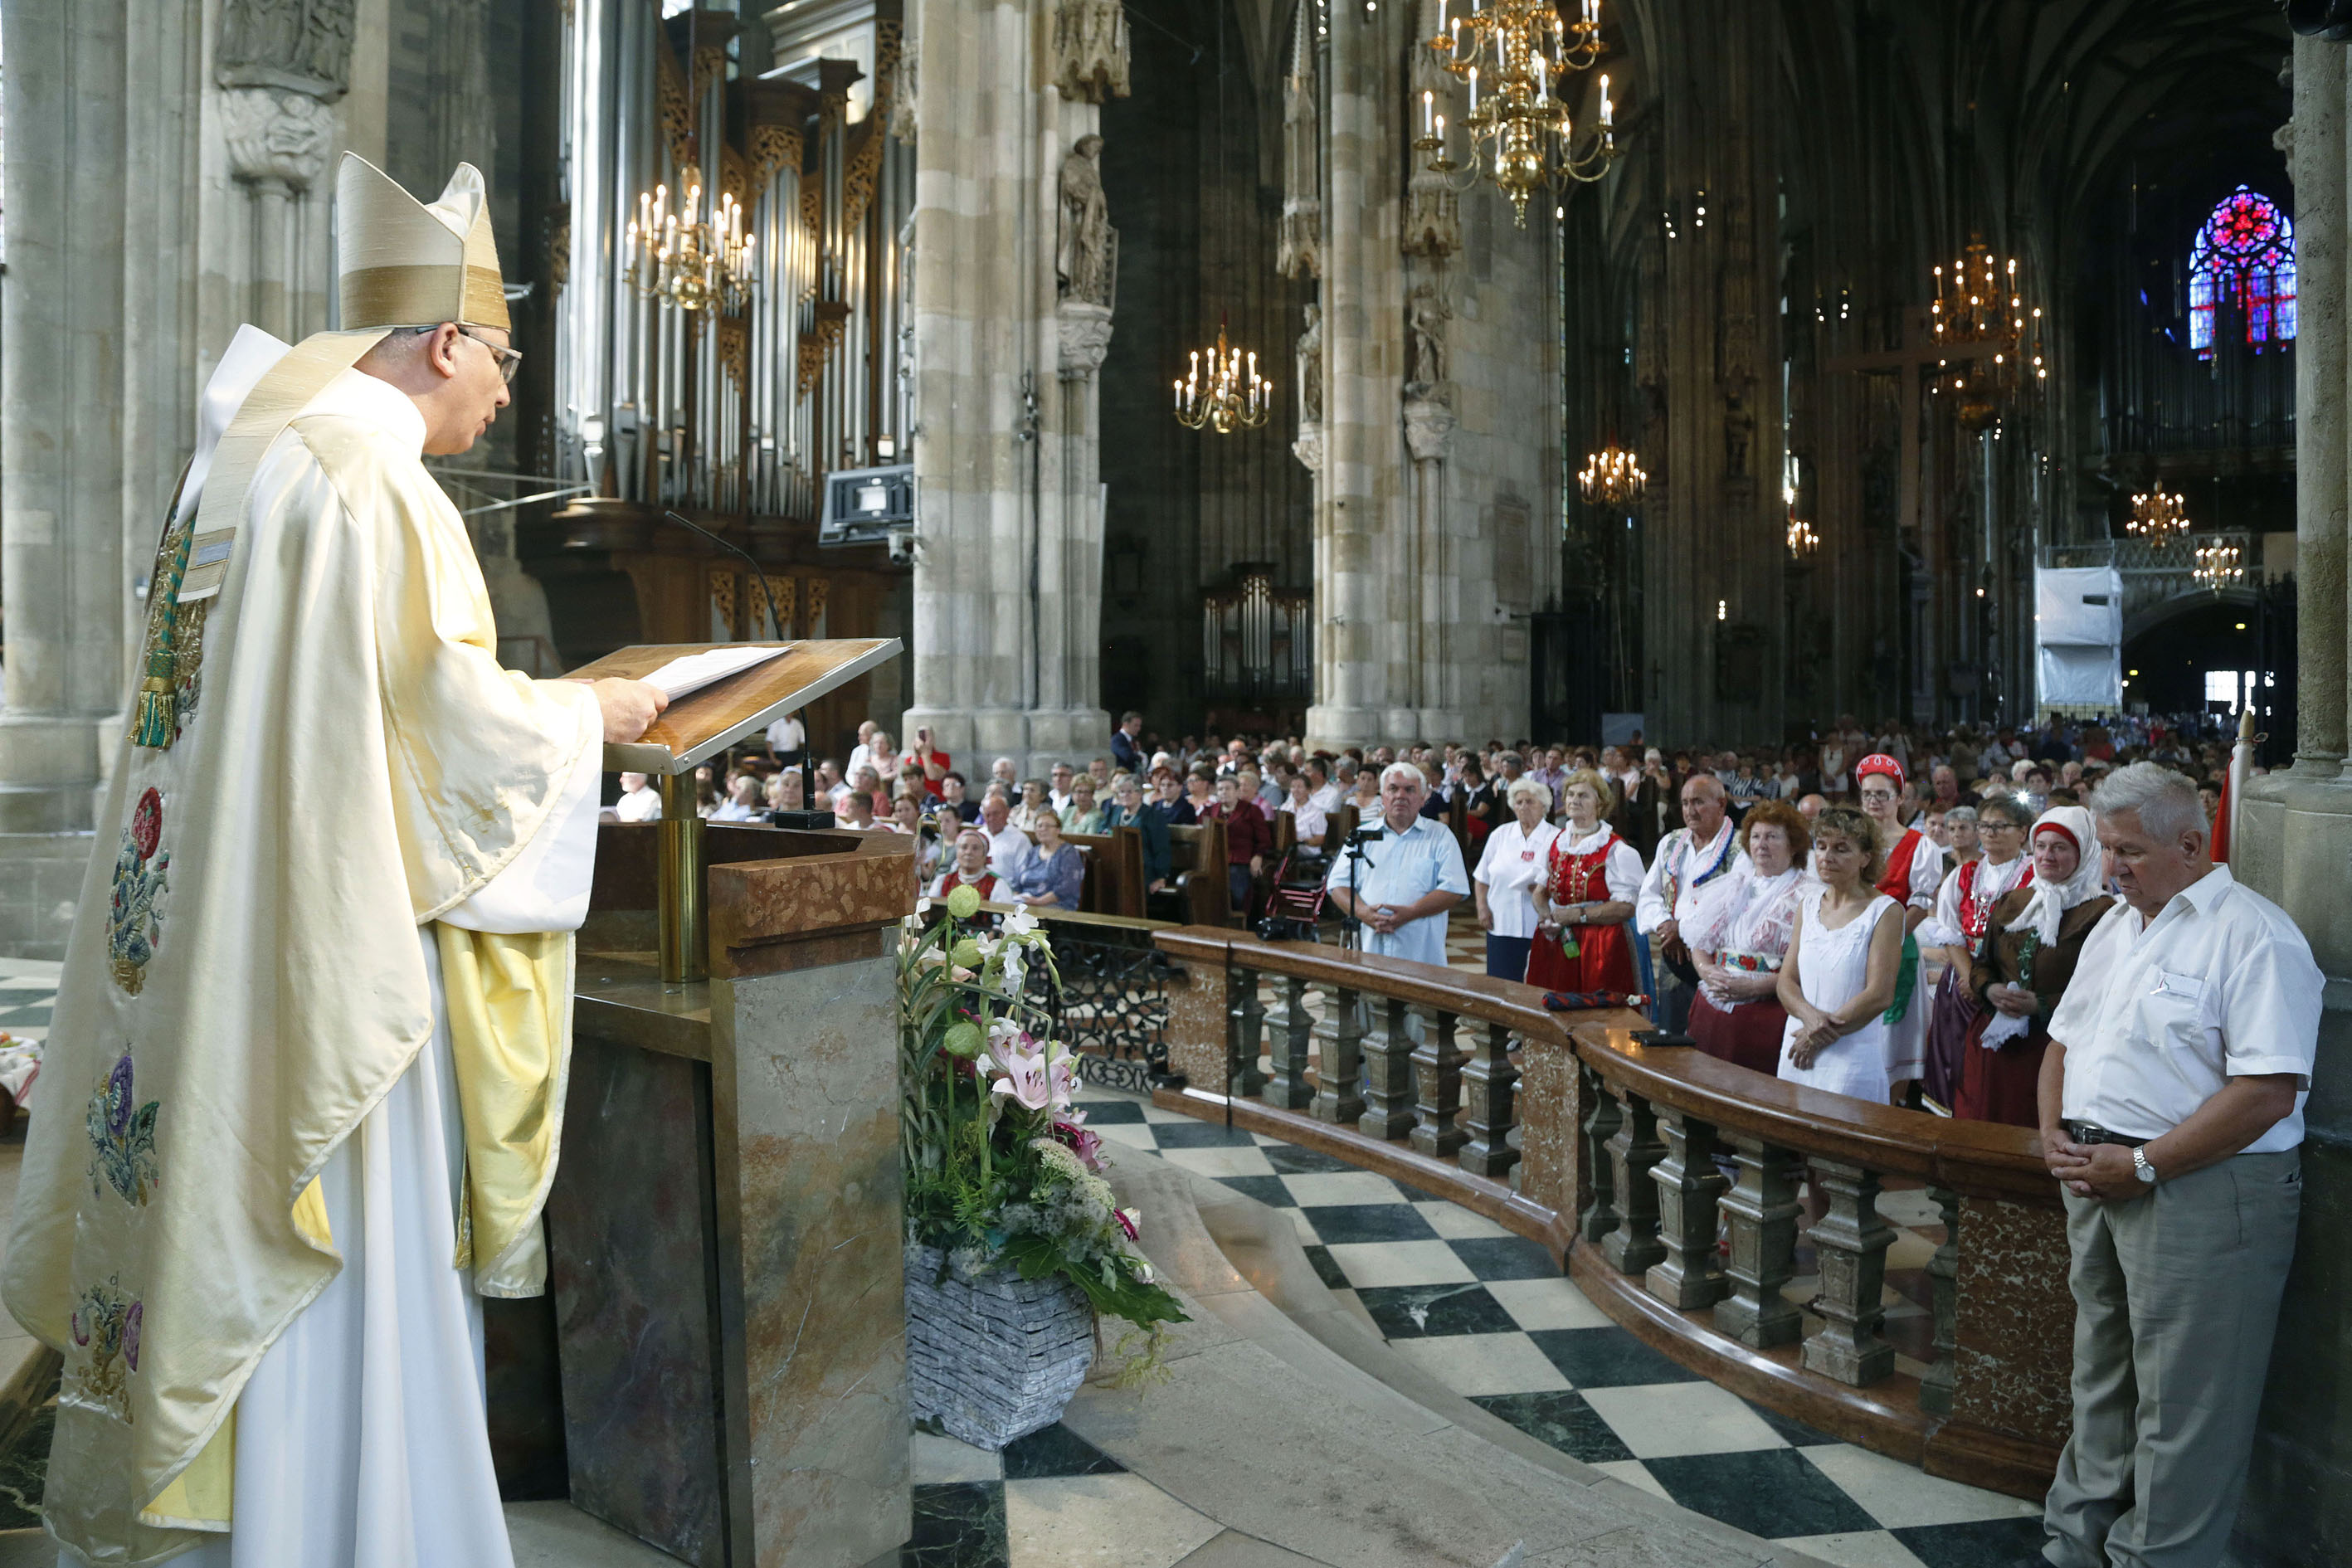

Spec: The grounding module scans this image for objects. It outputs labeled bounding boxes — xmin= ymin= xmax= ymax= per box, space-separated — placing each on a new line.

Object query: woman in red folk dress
xmin=1955 ymin=806 xmax=2111 ymax=1127
xmin=1527 ymin=768 xmax=1643 ymax=995
xmin=928 ymin=827 xmax=1003 ymax=903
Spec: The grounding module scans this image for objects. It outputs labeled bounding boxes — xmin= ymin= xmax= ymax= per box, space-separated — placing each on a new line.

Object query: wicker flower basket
xmin=905 ymin=1243 xmax=1096 ymax=1449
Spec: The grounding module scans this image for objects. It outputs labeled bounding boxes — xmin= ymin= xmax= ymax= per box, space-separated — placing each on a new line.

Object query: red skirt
xmin=1688 ymin=991 xmax=1788 ymax=1074
xmin=1527 ymin=919 xmax=1638 ymax=995
xmin=1953 ymin=1010 xmax=2048 ymax=1128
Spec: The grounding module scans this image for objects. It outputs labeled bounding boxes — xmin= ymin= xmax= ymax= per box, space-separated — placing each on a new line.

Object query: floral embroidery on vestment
xmin=108 ymin=788 xmax=170 ymax=996
xmin=86 ymin=1050 xmax=161 ymax=1206
xmin=65 ymin=1276 xmax=144 ymax=1424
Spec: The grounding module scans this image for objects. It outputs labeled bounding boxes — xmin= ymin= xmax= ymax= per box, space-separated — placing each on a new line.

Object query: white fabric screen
xmin=2034 ymin=567 xmax=2124 ymax=709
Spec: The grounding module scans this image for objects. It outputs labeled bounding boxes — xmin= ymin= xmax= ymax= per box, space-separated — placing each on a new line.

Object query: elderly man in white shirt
xmin=2037 ymin=763 xmax=2321 ymax=1568
xmin=1635 ymin=772 xmax=1746 ymax=1032
xmin=613 ymin=771 xmax=662 ymax=822
xmin=976 ymin=791 xmax=1040 ymax=884
xmin=1323 ymin=763 xmax=1470 ymax=969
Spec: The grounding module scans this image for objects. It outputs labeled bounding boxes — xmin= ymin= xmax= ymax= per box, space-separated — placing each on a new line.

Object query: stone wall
xmin=2227 ymin=35 xmax=2352 ymax=1568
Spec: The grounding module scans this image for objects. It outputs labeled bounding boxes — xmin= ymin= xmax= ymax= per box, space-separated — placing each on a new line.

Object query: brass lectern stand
xmin=546 ymin=638 xmax=913 ymax=1568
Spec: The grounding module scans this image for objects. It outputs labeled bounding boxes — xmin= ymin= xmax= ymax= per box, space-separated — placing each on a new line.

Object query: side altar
xmin=534 ymin=640 xmax=914 ymax=1567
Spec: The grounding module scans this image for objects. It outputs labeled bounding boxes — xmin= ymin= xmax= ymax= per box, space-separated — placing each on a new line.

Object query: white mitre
xmin=177 ymin=155 xmax=510 ymax=602
xmin=336 ymin=152 xmax=511 ymax=331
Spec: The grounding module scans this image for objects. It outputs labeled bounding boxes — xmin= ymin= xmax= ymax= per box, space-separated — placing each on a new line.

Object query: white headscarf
xmin=2004 ymin=805 xmax=2104 ymax=949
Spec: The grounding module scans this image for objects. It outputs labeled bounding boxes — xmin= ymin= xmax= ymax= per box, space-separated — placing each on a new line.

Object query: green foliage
xmin=898 ymin=905 xmax=1187 ymax=1338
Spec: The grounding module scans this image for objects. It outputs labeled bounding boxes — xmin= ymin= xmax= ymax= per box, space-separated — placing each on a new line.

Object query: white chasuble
xmin=6 ymin=343 xmax=601 ymax=1567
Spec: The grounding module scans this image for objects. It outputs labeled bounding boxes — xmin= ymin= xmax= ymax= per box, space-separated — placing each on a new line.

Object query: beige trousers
xmin=2043 ymin=1149 xmax=2301 ymax=1568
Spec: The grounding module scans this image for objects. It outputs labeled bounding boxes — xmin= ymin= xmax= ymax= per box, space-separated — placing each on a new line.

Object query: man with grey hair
xmin=1634 ymin=772 xmax=1745 ymax=1030
xmin=2036 ymin=762 xmax=2321 ymax=1568
xmin=1323 ymin=762 xmax=1470 ymax=967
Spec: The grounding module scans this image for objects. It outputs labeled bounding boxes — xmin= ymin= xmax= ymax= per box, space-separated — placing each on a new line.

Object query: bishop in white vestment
xmin=4 ymin=156 xmax=663 ymax=1568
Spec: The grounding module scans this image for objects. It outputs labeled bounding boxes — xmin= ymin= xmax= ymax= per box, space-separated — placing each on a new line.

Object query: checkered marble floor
xmin=0 ymin=962 xmax=58 ymax=1045
xmin=1038 ymin=1081 xmax=2047 ymax=1568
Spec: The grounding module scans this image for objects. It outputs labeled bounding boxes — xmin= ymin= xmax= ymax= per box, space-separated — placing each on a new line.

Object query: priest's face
xmin=420 ymin=322 xmax=514 ymax=455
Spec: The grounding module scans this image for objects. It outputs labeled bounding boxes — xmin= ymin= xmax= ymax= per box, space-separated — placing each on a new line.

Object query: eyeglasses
xmin=415 ymin=324 xmax=523 ymax=384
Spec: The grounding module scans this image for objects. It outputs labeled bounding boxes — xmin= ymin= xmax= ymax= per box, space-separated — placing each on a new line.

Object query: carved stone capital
xmin=1402 ymin=392 xmax=1456 ymax=463
xmin=217 ymin=0 xmax=357 ymax=100
xmin=219 ymin=86 xmax=337 ymax=193
xmin=1292 ymin=420 xmax=1325 ymax=474
xmin=1056 ymin=301 xmax=1115 ymax=380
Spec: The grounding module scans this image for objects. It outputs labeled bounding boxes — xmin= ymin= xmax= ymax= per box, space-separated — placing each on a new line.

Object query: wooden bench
xmin=1165 ymin=821 xmax=1234 ymax=928
xmin=1064 ymin=826 xmax=1149 ymax=919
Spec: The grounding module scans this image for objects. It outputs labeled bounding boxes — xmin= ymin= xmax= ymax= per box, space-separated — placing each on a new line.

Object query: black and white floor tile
xmin=0 ymin=962 xmax=57 ymax=1046
xmin=1050 ymin=1081 xmax=2048 ymax=1568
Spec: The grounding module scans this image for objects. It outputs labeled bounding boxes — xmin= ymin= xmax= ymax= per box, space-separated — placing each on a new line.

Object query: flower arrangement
xmin=900 ymin=885 xmax=1187 ymax=1370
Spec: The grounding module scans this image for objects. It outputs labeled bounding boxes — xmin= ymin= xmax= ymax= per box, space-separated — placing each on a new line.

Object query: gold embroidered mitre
xmin=336 ymin=153 xmax=511 ymax=331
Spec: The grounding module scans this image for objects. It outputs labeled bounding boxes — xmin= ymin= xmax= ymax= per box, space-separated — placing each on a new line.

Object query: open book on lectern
xmin=562 ymin=638 xmax=903 ymax=775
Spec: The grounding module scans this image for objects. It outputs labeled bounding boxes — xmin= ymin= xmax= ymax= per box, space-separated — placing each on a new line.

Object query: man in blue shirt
xmin=1325 ymin=763 xmax=1471 ymax=968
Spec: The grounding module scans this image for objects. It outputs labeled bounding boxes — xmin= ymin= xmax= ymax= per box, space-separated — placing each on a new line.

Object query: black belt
xmin=2065 ymin=1121 xmax=2150 ymax=1147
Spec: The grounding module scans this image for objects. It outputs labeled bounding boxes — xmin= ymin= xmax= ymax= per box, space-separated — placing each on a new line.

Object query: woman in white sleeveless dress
xmin=1776 ymin=805 xmax=1907 ymax=1105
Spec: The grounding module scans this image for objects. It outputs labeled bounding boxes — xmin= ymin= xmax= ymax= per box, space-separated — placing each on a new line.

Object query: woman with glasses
xmin=1102 ymin=772 xmax=1171 ymax=893
xmin=1916 ymin=795 xmax=2034 ymax=1114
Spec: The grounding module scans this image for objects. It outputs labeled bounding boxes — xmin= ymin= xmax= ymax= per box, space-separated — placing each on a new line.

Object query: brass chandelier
xmin=1417 ymin=0 xmax=1618 ymax=228
xmin=2128 ymin=489 xmax=2189 ymax=542
xmin=1579 ymin=444 xmax=1646 ymax=507
xmin=2193 ymin=540 xmax=2243 ymax=592
xmin=1174 ymin=319 xmax=1272 ymax=435
xmin=625 ymin=181 xmax=757 ymax=315
xmin=1931 ymin=236 xmax=2043 ymax=431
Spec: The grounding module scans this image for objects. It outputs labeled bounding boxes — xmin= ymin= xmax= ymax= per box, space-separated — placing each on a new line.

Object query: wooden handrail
xmin=1569 ymin=1019 xmax=2052 ymax=1202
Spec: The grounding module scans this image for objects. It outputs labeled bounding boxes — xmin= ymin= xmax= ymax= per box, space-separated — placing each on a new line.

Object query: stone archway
xmin=2121 ymin=589 xmax=2264 ymax=714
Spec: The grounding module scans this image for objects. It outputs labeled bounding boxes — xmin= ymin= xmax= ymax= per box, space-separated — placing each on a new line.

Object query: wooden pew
xmin=1165 ymin=821 xmax=1234 ymax=928
xmin=1064 ymin=826 xmax=1148 ymax=919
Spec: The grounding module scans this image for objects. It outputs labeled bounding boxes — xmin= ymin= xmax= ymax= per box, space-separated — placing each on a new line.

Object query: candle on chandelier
xmin=1584 ymin=0 xmax=1599 ymax=24
xmin=1534 ymin=52 xmax=1547 ymax=101
xmin=1423 ymin=90 xmax=1434 ymax=136
xmin=1450 ymin=16 xmax=1462 ymax=51
xmin=1468 ymin=66 xmax=1478 ymax=112
xmin=1434 ymin=112 xmax=1446 ymax=152
xmin=1435 ymin=0 xmax=1447 ymax=34
xmin=1600 ymin=73 xmax=1612 ymax=126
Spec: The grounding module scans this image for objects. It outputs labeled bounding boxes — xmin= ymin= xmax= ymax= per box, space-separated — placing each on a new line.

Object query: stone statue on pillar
xmin=1297 ymin=303 xmax=1324 ymax=425
xmin=1056 ymin=134 xmax=1116 ymax=307
xmin=1405 ymin=280 xmax=1451 ymax=393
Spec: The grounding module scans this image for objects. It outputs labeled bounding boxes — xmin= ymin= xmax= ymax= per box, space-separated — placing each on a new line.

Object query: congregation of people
xmin=616 ymin=704 xmax=2273 ymax=1139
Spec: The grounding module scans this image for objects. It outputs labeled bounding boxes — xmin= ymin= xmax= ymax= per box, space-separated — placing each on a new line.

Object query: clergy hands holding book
xmin=584 ymin=677 xmax=669 ymax=743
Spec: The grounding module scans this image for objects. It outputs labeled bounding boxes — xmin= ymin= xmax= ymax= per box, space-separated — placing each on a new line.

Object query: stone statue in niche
xmin=1724 ymin=391 xmax=1755 ymax=478
xmin=1057 ymin=134 xmax=1117 ymax=307
xmin=1405 ymin=280 xmax=1450 ymax=391
xmin=217 ymin=0 xmax=358 ymax=100
xmin=1297 ymin=304 xmax=1323 ymax=425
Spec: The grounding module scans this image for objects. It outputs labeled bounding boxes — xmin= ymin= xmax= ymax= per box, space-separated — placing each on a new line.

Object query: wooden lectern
xmin=563 ymin=639 xmax=900 ymax=982
xmin=543 ymin=639 xmax=913 ymax=1568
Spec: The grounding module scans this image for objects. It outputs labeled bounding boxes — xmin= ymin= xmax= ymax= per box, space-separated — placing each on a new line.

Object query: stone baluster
xmin=1458 ymin=1021 xmax=1519 ymax=1179
xmin=1263 ymin=971 xmax=1316 ymax=1110
xmin=1919 ymin=1186 xmax=1961 ymax=1415
xmin=1228 ymin=963 xmax=1269 ymax=1099
xmin=1802 ymin=1159 xmax=1896 ymax=1385
xmin=1600 ymin=1087 xmax=1667 ymax=1275
xmin=1312 ymin=984 xmax=1366 ymax=1126
xmin=1643 ymin=1107 xmax=1726 ymax=1309
xmin=1712 ymin=1135 xmax=1803 ymax=1348
xmin=1409 ymin=1006 xmax=1468 ymax=1159
xmin=1578 ymin=1064 xmax=1622 ymax=1244
xmin=1358 ymin=995 xmax=1416 ymax=1140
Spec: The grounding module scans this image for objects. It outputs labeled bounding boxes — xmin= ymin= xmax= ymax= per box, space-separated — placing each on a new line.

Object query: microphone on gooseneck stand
xmin=663 ymin=511 xmax=789 ymax=643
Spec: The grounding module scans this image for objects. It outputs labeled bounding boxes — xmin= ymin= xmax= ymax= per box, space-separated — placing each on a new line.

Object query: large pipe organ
xmin=525 ymin=1 xmax=914 ymax=748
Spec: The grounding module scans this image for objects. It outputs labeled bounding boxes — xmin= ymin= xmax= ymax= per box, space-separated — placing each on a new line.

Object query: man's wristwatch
xmin=2132 ymin=1146 xmax=2158 ymax=1186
